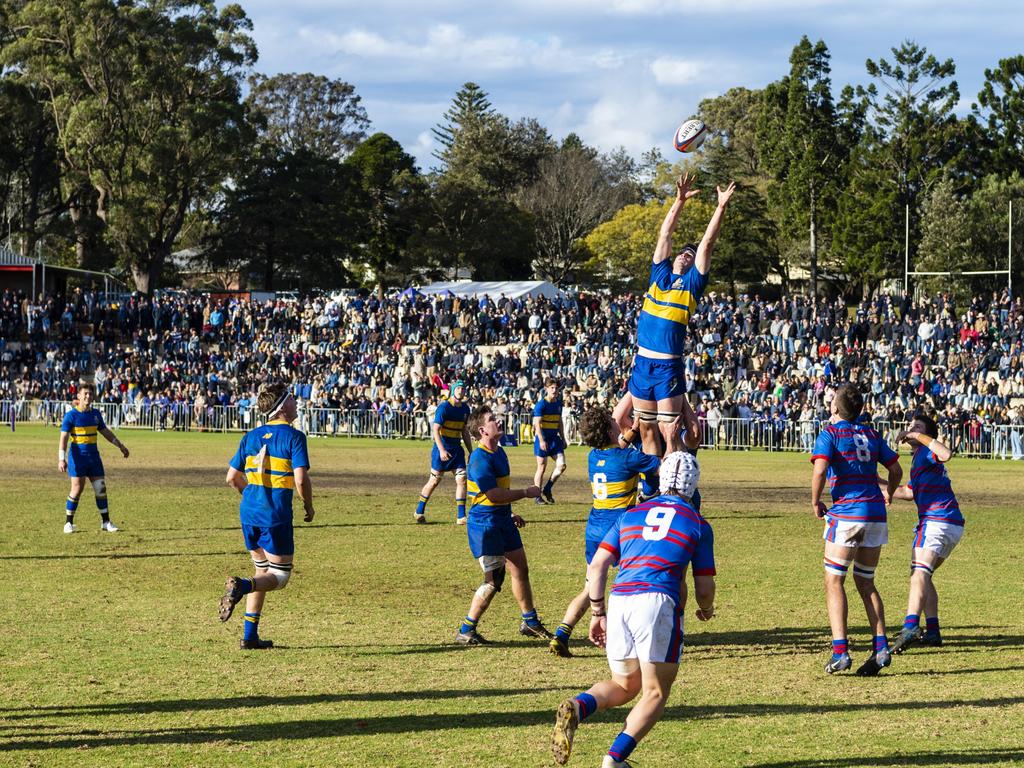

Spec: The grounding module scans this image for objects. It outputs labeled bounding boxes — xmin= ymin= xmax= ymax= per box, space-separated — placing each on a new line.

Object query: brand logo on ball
xmin=674 ymin=118 xmax=707 ymax=153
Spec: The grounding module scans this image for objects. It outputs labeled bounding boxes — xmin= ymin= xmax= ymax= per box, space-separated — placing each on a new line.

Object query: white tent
xmin=417 ymin=280 xmax=564 ymax=300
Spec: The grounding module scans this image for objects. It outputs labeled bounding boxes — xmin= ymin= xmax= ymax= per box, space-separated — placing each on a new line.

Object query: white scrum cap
xmin=659 ymin=451 xmax=700 ymax=498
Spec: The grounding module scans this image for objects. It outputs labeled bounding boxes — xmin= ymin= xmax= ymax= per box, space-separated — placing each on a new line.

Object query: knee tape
xmin=91 ymin=479 xmax=107 ymax=499
xmin=268 ymin=562 xmax=293 ymax=589
xmin=657 ymin=411 xmax=681 ymax=424
xmin=478 ymin=555 xmax=506 ymax=574
xmin=454 ymin=467 xmax=467 ymax=480
xmin=608 ymin=657 xmax=640 ymax=676
xmin=475 ymin=582 xmax=498 ymax=601
xmin=824 ymin=556 xmax=851 ymax=577
xmin=852 ymin=563 xmax=876 ymax=580
xmin=429 ymin=470 xmax=442 ymax=480
xmin=251 ymin=556 xmax=270 ymax=571
xmin=554 ymin=458 xmax=566 ymax=472
xmin=635 ymin=409 xmax=657 ymax=423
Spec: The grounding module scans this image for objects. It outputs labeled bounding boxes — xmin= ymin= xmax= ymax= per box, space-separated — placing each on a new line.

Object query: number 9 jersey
xmin=597 ymin=494 xmax=714 ymax=606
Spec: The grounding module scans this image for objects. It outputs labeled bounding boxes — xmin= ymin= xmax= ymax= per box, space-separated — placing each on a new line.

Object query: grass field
xmin=1 ymin=425 xmax=1023 ymax=768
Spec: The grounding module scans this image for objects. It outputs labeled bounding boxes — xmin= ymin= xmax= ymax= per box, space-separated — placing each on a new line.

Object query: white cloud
xmin=650 ymin=57 xmax=704 ymax=86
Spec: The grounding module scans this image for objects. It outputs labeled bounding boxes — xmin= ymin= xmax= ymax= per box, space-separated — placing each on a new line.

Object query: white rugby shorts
xmin=912 ymin=520 xmax=963 ymax=560
xmin=823 ymin=517 xmax=888 ymax=548
xmin=605 ymin=591 xmax=683 ymax=672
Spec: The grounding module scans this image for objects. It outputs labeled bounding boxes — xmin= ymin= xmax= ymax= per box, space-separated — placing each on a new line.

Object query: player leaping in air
xmin=551 ymin=451 xmax=715 ymax=768
xmin=533 ymin=378 xmax=568 ymax=505
xmin=811 ymin=384 xmax=902 ymax=676
xmin=415 ymin=381 xmax=472 ymax=524
xmin=888 ymin=411 xmax=964 ymax=653
xmin=58 ymin=382 xmax=129 ymax=533
xmin=456 ymin=406 xmax=552 ymax=645
xmin=628 ymin=173 xmax=735 ymax=459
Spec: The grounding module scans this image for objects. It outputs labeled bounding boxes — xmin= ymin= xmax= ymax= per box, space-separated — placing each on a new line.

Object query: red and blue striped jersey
xmin=598 ymin=494 xmax=711 ymax=605
xmin=907 ymin=445 xmax=963 ymax=525
xmin=811 ymin=420 xmax=899 ymax=522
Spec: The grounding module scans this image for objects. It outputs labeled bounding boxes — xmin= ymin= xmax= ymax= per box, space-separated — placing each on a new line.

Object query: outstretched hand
xmin=717 ymin=181 xmax=736 ymax=207
xmin=676 ymin=172 xmax=700 ymax=202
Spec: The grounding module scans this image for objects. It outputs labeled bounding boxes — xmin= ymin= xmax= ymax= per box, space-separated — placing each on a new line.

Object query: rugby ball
xmin=674 ymin=119 xmax=707 ymax=153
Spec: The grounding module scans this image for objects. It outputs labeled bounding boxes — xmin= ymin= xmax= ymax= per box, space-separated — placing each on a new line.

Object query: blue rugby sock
xmin=574 ymin=692 xmax=598 ymax=721
xmin=925 ymin=617 xmax=940 ymax=635
xmin=460 ymin=616 xmax=478 ymax=634
xmin=874 ymin=634 xmax=888 ymax=653
xmin=607 ymin=732 xmax=637 ymax=763
xmin=831 ymin=638 xmax=848 ymax=658
xmin=522 ymin=609 xmax=541 ymax=627
xmin=416 ymin=496 xmax=428 ymax=515
xmin=555 ymin=622 xmax=573 ymax=641
xmin=903 ymin=613 xmax=920 ymax=632
xmin=456 ymin=498 xmax=466 ymax=519
xmin=243 ymin=612 xmax=260 ymax=641
xmin=238 ymin=578 xmax=255 ymax=596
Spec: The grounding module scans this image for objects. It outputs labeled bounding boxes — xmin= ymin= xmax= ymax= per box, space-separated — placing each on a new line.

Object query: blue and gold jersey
xmin=61 ymin=406 xmax=105 ymax=459
xmin=467 ymin=445 xmax=511 ymax=518
xmin=636 ymin=261 xmax=708 ymax=355
xmin=433 ymin=398 xmax=470 ymax=450
xmin=533 ymin=397 xmax=563 ymax=438
xmin=589 ymin=446 xmax=661 ymax=519
xmin=229 ymin=420 xmax=310 ymax=527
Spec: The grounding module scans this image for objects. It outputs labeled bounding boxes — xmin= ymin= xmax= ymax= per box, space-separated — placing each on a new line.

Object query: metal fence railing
xmin=3 ymin=400 xmax=1023 ymax=460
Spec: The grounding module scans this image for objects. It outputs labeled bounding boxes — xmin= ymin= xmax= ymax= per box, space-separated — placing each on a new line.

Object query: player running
xmin=889 ymin=411 xmax=964 ymax=653
xmin=533 ymin=378 xmax=568 ymax=504
xmin=456 ymin=406 xmax=552 ymax=645
xmin=549 ymin=406 xmax=661 ymax=657
xmin=58 ymin=383 xmax=129 ymax=533
xmin=551 ymin=451 xmax=715 ymax=768
xmin=811 ymin=384 xmax=903 ymax=676
xmin=218 ymin=383 xmax=316 ymax=650
xmin=628 ymin=173 xmax=735 ymax=459
xmin=415 ymin=381 xmax=472 ymax=524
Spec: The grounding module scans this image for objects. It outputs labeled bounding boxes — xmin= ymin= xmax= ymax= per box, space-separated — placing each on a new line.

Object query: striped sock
xmin=903 ymin=613 xmax=920 ymax=632
xmin=925 ymin=617 xmax=940 ymax=635
xmin=522 ymin=609 xmax=540 ymax=627
xmin=238 ymin=578 xmax=255 ymax=596
xmin=416 ymin=496 xmax=428 ymax=515
xmin=456 ymin=498 xmax=466 ymax=519
xmin=460 ymin=616 xmax=478 ymax=634
xmin=831 ymin=638 xmax=848 ymax=656
xmin=874 ymin=634 xmax=888 ymax=652
xmin=574 ymin=692 xmax=598 ymax=721
xmin=243 ymin=612 xmax=260 ymax=641
xmin=607 ymin=732 xmax=637 ymax=763
xmin=555 ymin=622 xmax=573 ymax=641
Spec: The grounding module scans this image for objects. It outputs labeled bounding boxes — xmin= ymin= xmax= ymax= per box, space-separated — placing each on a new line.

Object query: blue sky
xmin=240 ymin=0 xmax=1023 ymax=171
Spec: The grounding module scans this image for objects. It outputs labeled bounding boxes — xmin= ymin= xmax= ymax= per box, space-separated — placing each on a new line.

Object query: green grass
xmin=1 ymin=425 xmax=1022 ymax=767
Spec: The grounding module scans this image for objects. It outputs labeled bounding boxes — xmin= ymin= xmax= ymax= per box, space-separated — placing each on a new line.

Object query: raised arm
xmin=901 ymin=430 xmax=953 ymax=463
xmin=653 ymin=173 xmax=700 ymax=265
xmin=694 ymin=182 xmax=737 ymax=275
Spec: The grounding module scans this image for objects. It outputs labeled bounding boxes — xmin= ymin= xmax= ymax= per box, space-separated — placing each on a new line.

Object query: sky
xmin=239 ymin=0 xmax=1024 ymax=171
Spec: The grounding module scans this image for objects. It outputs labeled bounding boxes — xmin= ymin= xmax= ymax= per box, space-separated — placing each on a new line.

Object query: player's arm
xmin=225 ymin=466 xmax=246 ymax=494
xmin=694 ymin=575 xmax=716 ymax=621
xmin=694 ymin=182 xmax=737 ymax=275
xmin=890 ymin=483 xmax=914 ymax=501
xmin=431 ymin=421 xmax=449 ymax=458
xmin=481 ymin=485 xmax=542 ymax=505
xmin=532 ymin=404 xmax=547 ymax=450
xmin=294 ymin=466 xmax=315 ymax=522
xmin=653 ymin=173 xmax=699 ymax=265
xmin=586 ymin=547 xmax=616 ymax=646
xmin=811 ymin=458 xmax=829 ymax=518
xmin=462 ymin=425 xmax=473 ymax=454
xmin=902 ymin=431 xmax=953 ymax=462
xmin=58 ymin=430 xmax=69 ymax=473
xmin=98 ymin=426 xmax=129 ymax=458
xmin=883 ymin=459 xmax=903 ymax=505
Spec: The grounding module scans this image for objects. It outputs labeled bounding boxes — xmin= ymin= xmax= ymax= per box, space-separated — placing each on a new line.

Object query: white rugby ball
xmin=674 ymin=118 xmax=707 ymax=153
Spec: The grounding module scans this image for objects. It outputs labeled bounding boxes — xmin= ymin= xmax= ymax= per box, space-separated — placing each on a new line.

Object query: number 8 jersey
xmin=812 ymin=420 xmax=899 ymax=523
xmin=598 ymin=494 xmax=714 ymax=606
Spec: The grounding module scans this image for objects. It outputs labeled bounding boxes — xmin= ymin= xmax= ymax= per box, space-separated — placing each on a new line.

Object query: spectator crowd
xmin=2 ymin=283 xmax=1024 ymax=457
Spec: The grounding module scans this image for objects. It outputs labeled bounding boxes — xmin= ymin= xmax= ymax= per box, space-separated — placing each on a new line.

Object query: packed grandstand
xmin=2 ymin=285 xmax=1023 ymax=458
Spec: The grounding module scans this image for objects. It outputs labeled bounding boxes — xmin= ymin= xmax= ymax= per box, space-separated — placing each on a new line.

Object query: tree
xmin=246 ymin=72 xmax=369 ymax=160
xmin=582 ymin=197 xmax=715 ymax=290
xmin=698 ymin=87 xmax=765 ymax=179
xmin=431 ymin=82 xmax=494 ymax=166
xmin=3 ymin=0 xmax=256 ymax=291
xmin=346 ymin=132 xmax=427 ymax=293
xmin=974 ymin=55 xmax=1024 ymax=179
xmin=209 ymin=148 xmax=365 ymax=290
xmin=516 ymin=144 xmax=635 ymax=283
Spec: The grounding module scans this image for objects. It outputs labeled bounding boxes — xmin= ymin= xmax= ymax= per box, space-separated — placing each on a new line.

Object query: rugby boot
xmin=552 ymin=698 xmax=579 ymax=765
xmin=855 ymin=648 xmax=892 ymax=676
xmin=240 ymin=637 xmax=274 ymax=650
xmin=219 ymin=576 xmax=247 ymax=622
xmin=824 ymin=651 xmax=852 ymax=674
xmin=520 ymin=620 xmax=554 ymax=639
xmin=890 ymin=626 xmax=923 ymax=654
xmin=549 ymin=635 xmax=572 ymax=658
xmin=455 ymin=629 xmax=491 ymax=646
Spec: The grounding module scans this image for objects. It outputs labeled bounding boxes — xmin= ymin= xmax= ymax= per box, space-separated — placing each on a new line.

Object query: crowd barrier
xmin=3 ymin=400 xmax=1023 ymax=460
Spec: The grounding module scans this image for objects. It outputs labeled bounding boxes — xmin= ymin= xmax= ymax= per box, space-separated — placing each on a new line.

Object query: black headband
xmin=265 ymin=389 xmax=290 ymax=417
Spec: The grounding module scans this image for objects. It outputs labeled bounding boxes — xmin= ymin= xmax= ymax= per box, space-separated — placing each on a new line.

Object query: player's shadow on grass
xmin=894 ymin=664 xmax=1024 ymax=677
xmin=2 ymin=696 xmax=1024 ymax=751
xmin=744 ymin=748 xmax=1024 ymax=767
xmin=0 ymin=551 xmax=237 ymax=561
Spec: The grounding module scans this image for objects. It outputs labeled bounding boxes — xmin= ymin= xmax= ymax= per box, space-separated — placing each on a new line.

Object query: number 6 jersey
xmin=812 ymin=420 xmax=899 ymax=523
xmin=597 ymin=494 xmax=715 ymax=606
